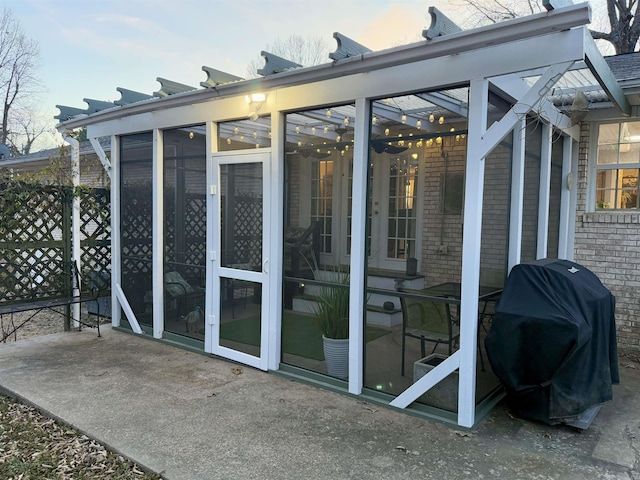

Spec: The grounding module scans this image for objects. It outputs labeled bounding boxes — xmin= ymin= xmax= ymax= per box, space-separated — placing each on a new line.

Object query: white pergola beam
xmin=67 ymin=3 xmax=591 ymax=134
xmin=583 ymin=29 xmax=631 ymax=116
xmin=490 ymin=75 xmax=579 ymax=138
xmin=482 ymin=62 xmax=574 ymax=155
xmin=83 ymin=28 xmax=587 ymax=140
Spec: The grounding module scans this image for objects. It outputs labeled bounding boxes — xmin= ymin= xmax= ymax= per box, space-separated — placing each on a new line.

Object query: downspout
xmin=63 ymin=134 xmax=82 ymax=328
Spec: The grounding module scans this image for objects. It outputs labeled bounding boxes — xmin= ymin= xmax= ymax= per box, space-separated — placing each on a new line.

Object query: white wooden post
xmin=558 ymin=135 xmax=574 ymax=259
xmin=348 ymin=97 xmax=370 ymax=395
xmin=537 ymin=124 xmax=552 ymax=259
xmin=509 ymin=119 xmax=526 ymax=272
xmin=152 ymin=129 xmax=164 ymax=339
xmin=267 ymin=113 xmax=285 ymax=371
xmin=457 ymin=78 xmax=488 ymax=428
xmin=111 ymin=135 xmax=121 ymax=328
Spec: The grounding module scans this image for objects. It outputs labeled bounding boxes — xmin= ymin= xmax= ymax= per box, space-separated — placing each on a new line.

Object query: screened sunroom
xmin=55 ymin=2 xmax=630 ymax=428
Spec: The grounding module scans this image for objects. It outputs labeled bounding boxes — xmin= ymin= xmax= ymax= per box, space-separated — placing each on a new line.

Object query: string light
xmin=372 ymin=116 xmax=378 ymax=125
xmin=438 ymin=116 xmax=445 ymax=125
xmin=226 ymin=138 xmax=231 ymax=145
xmin=326 ymin=109 xmax=332 ymax=118
xmin=401 ymin=114 xmax=407 ymax=124
xmin=429 ymin=114 xmax=435 ymax=123
xmin=385 ymin=128 xmax=390 ymax=136
xmin=324 ymin=126 xmax=328 ymax=134
xmin=295 ymin=126 xmax=300 ymax=134
xmin=416 ymin=120 xmax=422 ymax=130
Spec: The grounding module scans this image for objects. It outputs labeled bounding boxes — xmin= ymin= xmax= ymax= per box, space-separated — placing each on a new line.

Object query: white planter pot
xmin=322 ymin=335 xmax=349 ymax=379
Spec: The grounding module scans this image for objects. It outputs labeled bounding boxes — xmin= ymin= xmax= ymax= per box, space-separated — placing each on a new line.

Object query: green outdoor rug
xmin=220 ymin=311 xmax=390 ymax=361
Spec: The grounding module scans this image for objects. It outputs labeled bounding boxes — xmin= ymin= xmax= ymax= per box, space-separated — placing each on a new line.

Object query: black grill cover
xmin=485 ymin=259 xmax=619 ymax=425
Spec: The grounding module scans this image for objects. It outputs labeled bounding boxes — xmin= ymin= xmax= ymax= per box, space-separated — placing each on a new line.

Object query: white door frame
xmin=207 ymin=149 xmax=271 ymax=370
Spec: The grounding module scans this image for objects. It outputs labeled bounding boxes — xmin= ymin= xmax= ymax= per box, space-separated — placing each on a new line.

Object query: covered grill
xmin=485 ymin=259 xmax=619 ymax=426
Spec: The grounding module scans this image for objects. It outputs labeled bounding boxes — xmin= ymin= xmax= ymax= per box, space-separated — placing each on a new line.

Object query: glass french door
xmin=369 ymin=153 xmax=420 ymax=270
xmin=208 ymin=150 xmax=270 ymax=370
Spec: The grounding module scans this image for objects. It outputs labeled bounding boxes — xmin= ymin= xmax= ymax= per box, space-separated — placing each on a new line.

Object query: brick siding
xmin=575 ymin=122 xmax=640 ymax=352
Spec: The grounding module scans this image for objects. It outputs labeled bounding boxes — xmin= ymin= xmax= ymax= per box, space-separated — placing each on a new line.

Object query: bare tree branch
xmin=0 ymin=8 xmax=41 ymax=147
xmin=459 ymin=0 xmax=639 ymax=54
xmin=246 ymin=35 xmax=330 ymax=78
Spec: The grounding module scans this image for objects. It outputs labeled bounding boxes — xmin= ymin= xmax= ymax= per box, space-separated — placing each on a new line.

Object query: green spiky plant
xmin=314 ymin=272 xmax=350 ymax=340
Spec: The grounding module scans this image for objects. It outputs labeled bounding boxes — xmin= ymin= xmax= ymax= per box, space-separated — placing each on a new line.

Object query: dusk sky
xmin=4 ymin=0 xmax=607 ymax=150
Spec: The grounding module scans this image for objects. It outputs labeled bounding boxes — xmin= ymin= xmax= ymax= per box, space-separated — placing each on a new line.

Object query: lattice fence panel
xmin=121 ymin=185 xmax=152 ymax=274
xmin=0 ymin=181 xmax=112 ymax=301
xmin=233 ymin=193 xmax=262 ymax=267
xmin=0 ymin=183 xmax=68 ymax=293
xmin=182 ymin=194 xmax=206 ymax=280
xmin=79 ymin=187 xmax=111 ymax=291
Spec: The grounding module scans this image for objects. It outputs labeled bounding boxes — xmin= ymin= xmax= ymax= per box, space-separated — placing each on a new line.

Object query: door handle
xmin=263 ymin=259 xmax=269 ymax=273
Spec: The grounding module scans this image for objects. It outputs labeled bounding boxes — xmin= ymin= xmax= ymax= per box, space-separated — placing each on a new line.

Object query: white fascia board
xmin=85 ymin=29 xmax=587 ymax=140
xmin=62 ymin=5 xmax=591 ymax=132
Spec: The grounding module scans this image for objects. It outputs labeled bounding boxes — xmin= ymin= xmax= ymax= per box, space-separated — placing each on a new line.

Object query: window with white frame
xmin=594 ymin=121 xmax=640 ymax=210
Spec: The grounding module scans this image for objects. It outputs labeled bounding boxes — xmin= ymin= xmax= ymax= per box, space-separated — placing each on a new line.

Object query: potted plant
xmin=314 ymin=272 xmax=350 ymax=379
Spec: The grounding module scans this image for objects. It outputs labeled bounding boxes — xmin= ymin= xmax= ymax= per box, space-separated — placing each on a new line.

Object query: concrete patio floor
xmin=0 ymin=327 xmax=638 ymax=480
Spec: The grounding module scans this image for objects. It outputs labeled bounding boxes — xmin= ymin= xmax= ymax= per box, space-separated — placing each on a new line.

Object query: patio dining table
xmin=419 ymin=281 xmax=503 ymax=371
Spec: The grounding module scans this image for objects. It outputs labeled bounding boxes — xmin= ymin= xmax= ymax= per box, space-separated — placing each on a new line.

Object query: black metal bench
xmin=0 ymin=260 xmax=102 ymax=342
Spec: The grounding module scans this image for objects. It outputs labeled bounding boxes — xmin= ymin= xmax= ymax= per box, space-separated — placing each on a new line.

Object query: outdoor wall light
xmin=245 ymin=92 xmax=266 ymax=104
xmin=246 ymin=92 xmax=267 ymax=121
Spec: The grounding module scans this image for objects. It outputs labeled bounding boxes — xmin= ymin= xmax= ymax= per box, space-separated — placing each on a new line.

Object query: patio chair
xmin=164 ymin=271 xmax=204 ymax=329
xmin=400 ymin=289 xmax=460 ymax=376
